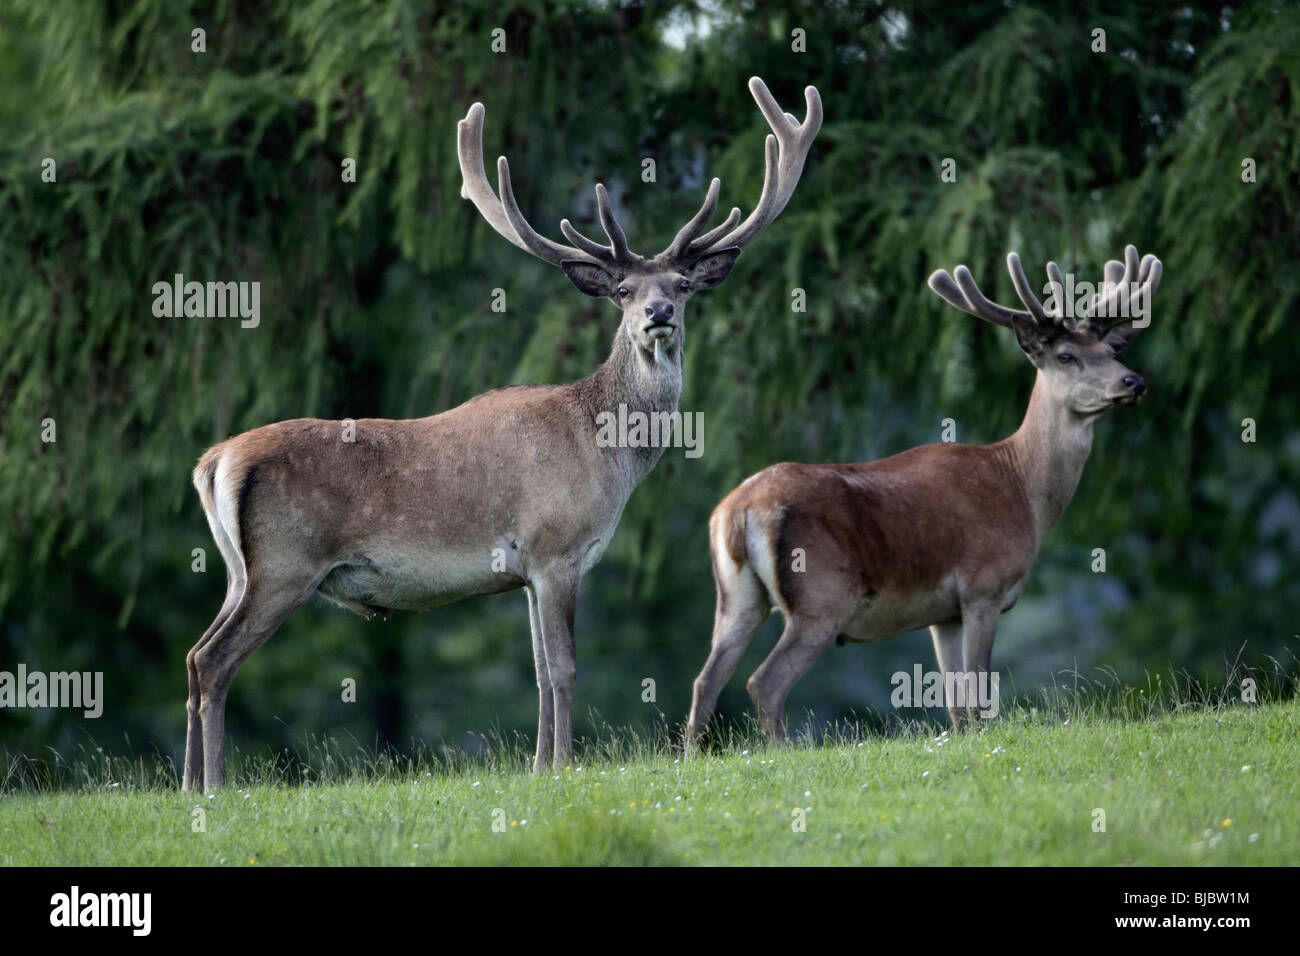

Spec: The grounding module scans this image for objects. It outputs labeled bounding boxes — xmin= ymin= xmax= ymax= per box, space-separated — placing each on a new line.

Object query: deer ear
xmin=1011 ymin=314 xmax=1054 ymax=363
xmin=687 ymin=248 xmax=741 ymax=289
xmin=561 ymin=261 xmax=619 ymax=298
xmin=1101 ymin=320 xmax=1140 ymax=354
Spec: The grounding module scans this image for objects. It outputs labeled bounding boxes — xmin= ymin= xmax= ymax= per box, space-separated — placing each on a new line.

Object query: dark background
xmin=1 ymin=0 xmax=1296 ymax=777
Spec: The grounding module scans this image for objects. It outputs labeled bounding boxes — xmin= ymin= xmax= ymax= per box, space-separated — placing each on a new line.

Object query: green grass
xmin=2 ymin=687 xmax=1296 ymax=865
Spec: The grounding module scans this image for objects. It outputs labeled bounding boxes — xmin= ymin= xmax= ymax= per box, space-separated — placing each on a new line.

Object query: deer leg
xmin=194 ymin=569 xmax=320 ymax=791
xmin=183 ymin=580 xmax=243 ymax=792
xmin=745 ymin=614 xmax=838 ymax=745
xmin=958 ymin=602 xmax=1001 ymax=729
xmin=929 ymin=621 xmax=966 ymax=733
xmin=532 ymin=570 xmax=580 ymax=768
xmin=685 ymin=566 xmax=769 ymax=754
xmin=525 ymin=585 xmax=555 ymax=773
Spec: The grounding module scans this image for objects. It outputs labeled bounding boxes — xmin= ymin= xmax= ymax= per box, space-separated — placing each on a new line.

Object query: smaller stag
xmin=685 ymin=246 xmax=1162 ymax=748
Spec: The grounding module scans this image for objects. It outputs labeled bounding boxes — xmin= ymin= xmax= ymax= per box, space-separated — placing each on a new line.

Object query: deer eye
xmin=1057 ymin=353 xmax=1075 ymax=364
xmin=678 ymin=278 xmax=690 ymax=291
xmin=617 ymin=287 xmax=630 ymax=298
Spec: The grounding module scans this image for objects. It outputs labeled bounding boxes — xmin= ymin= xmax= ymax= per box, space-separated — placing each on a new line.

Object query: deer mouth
xmin=644 ymin=323 xmax=676 ymax=339
xmin=1110 ymin=393 xmax=1141 ymax=408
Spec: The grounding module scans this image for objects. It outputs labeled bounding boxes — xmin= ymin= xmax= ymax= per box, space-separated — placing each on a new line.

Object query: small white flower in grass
xmin=922 ymin=771 xmax=930 ymax=777
xmin=243 ymin=793 xmax=250 ymax=800
xmin=1203 ymin=828 xmax=1214 ymax=839
xmin=723 ymin=812 xmax=731 ymax=819
xmin=412 ymin=843 xmax=419 ymax=849
xmin=1241 ymin=765 xmax=1251 ymax=772
xmin=741 ymin=750 xmax=749 ymax=756
xmin=804 ymin=790 xmax=811 ymax=797
xmin=520 ymin=820 xmax=527 ymax=826
xmin=207 ymin=793 xmax=215 ymax=800
xmin=472 ymin=781 xmax=481 ymax=787
xmin=1249 ymin=833 xmax=1260 ymax=843
xmin=1015 ymin=767 xmax=1021 ymax=772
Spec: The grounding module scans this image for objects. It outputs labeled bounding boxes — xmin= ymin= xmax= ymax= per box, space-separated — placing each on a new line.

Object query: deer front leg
xmin=532 ymin=570 xmax=580 ymax=768
xmin=928 ymin=621 xmax=966 ymax=732
xmin=958 ymin=602 xmax=1001 ymax=729
xmin=525 ymin=586 xmax=555 ymax=773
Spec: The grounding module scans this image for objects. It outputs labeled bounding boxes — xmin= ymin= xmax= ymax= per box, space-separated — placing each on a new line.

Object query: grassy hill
xmin=3 ymin=694 xmax=1295 ymax=866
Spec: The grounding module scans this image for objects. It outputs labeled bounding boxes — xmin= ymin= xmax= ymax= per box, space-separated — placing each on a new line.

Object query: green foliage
xmin=0 ymin=0 xmax=1297 ymax=763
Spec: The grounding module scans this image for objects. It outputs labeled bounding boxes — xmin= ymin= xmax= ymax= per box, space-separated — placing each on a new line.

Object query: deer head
xmin=457 ymin=77 xmax=822 ymax=360
xmin=928 ymin=245 xmax=1163 ymax=416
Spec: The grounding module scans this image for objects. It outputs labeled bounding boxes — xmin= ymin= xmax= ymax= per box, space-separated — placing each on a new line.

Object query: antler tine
xmin=458 ymin=101 xmax=611 ymax=268
xmin=1100 ymin=255 xmax=1162 ymax=334
xmin=1007 ymin=253 xmax=1052 ymax=328
xmin=559 ymin=217 xmax=615 ymax=259
xmin=559 ymin=183 xmax=638 ymax=265
xmin=1045 ymin=261 xmax=1070 ymax=324
xmin=927 ymin=269 xmax=988 ymax=321
xmin=952 ymin=265 xmax=1031 ymax=329
xmin=1079 ymin=244 xmax=1140 ymax=327
xmin=663 ymin=178 xmax=722 ymax=261
xmin=678 ymin=77 xmax=822 ymax=260
xmin=689 ymin=206 xmax=742 ymax=250
xmin=595 ymin=183 xmax=632 ymax=263
xmin=495 ymin=157 xmax=593 ymax=266
xmin=457 ymin=104 xmax=528 ymax=254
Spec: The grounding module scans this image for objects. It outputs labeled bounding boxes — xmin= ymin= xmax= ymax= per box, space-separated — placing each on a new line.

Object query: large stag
xmin=685 ymin=246 xmax=1161 ymax=748
xmin=184 ymin=78 xmax=821 ymax=791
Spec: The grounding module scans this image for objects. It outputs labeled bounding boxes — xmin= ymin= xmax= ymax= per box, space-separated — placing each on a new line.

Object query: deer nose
xmin=1123 ymin=374 xmax=1146 ymax=396
xmin=645 ymin=302 xmax=674 ymax=326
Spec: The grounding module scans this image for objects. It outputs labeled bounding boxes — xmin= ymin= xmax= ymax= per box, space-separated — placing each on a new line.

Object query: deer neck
xmin=581 ymin=322 xmax=684 ymax=481
xmin=1004 ymin=370 xmax=1097 ymax=546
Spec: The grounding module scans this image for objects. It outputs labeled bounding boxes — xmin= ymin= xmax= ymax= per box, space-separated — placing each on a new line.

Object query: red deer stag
xmin=685 ymin=246 xmax=1161 ymax=749
xmin=185 ymin=78 xmax=821 ymax=790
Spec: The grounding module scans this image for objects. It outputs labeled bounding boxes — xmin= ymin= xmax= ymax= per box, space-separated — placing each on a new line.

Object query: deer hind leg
xmin=185 ymin=470 xmax=248 ymax=792
xmin=525 ymin=585 xmax=555 ymax=773
xmin=745 ymin=613 xmax=839 ymax=745
xmin=685 ymin=563 xmax=769 ymax=754
xmin=184 ymin=580 xmax=242 ymax=791
xmin=193 ymin=565 xmax=322 ymax=791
